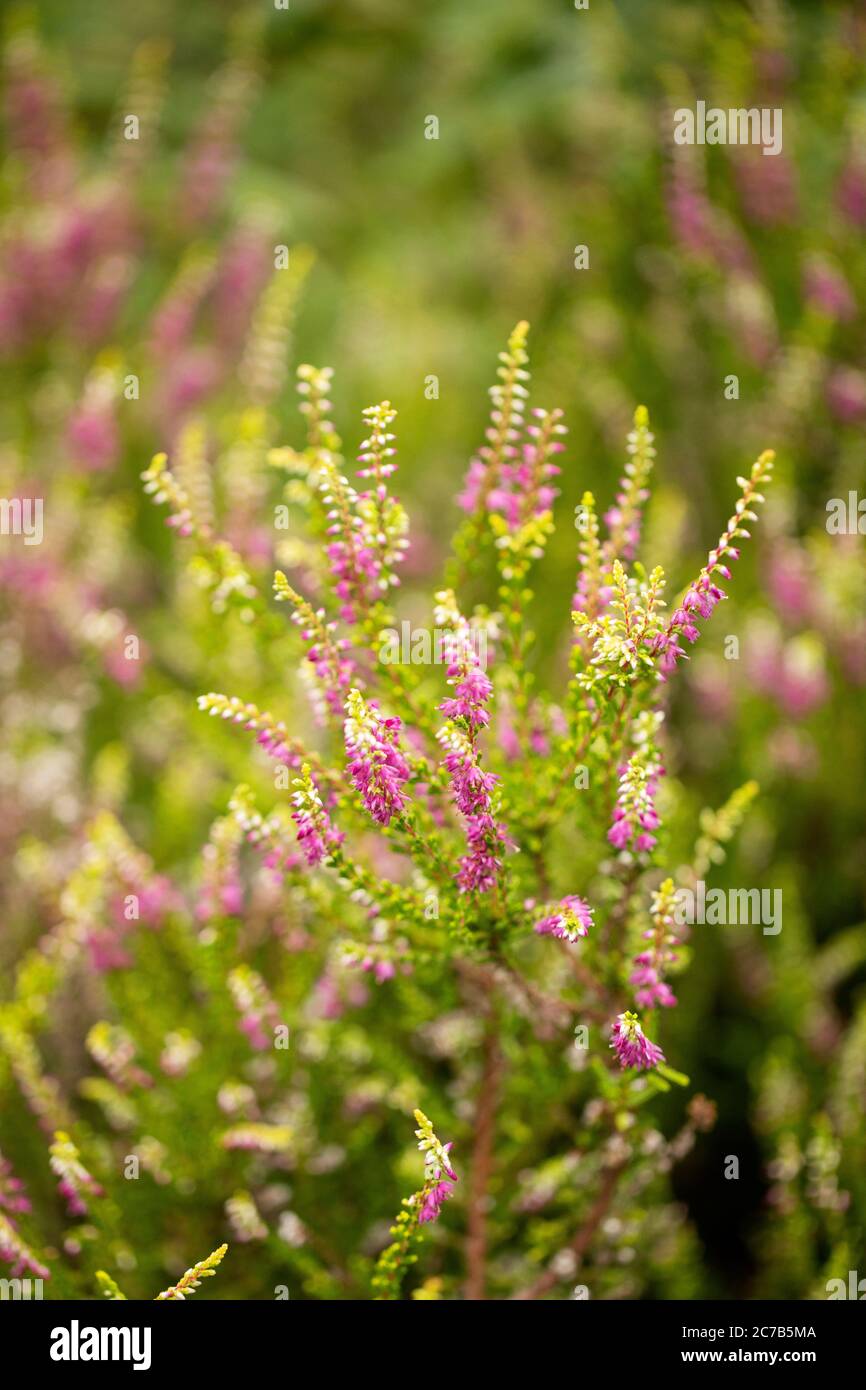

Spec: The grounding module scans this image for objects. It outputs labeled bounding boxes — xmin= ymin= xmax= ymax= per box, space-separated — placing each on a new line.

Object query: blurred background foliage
xmin=1 ymin=0 xmax=865 ymax=1297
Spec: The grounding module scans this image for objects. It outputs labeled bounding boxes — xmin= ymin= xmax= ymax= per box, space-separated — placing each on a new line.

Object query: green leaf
xmin=656 ymin=1063 xmax=690 ymax=1087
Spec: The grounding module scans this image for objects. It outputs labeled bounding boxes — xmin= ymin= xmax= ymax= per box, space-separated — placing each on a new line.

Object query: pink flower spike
xmin=290 ymin=764 xmax=343 ymax=866
xmin=648 ymin=452 xmax=774 ymax=679
xmin=609 ymin=1011 xmax=665 ymax=1071
xmin=418 ymin=1179 xmax=455 ymax=1223
xmin=49 ymin=1132 xmax=104 ymax=1217
xmin=608 ymin=755 xmax=664 ymax=856
xmin=344 ymin=689 xmax=411 ymax=827
xmin=413 ymin=1111 xmax=458 ymax=1225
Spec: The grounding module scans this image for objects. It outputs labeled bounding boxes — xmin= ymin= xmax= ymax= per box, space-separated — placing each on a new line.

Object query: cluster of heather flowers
xmin=130 ymin=322 xmax=778 ymax=1286
xmin=610 ymin=1011 xmax=666 ymax=1071
xmin=344 ymin=689 xmax=412 ymax=827
xmin=49 ymin=1132 xmax=104 ymax=1218
xmin=0 ymin=286 xmax=790 ymax=1299
xmin=630 ymin=878 xmax=681 ymax=1010
xmin=413 ymin=1109 xmax=458 ymax=1224
xmin=8 ymin=7 xmax=866 ymax=1307
xmin=0 ymin=1149 xmax=49 ymax=1280
xmin=608 ymin=753 xmax=664 ymax=854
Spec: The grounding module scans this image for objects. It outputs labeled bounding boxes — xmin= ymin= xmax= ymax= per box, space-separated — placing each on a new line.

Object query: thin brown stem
xmin=511 ymin=1160 xmax=627 ymax=1300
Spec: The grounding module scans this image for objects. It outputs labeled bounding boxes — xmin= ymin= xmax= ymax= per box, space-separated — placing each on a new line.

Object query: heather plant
xmin=3 ymin=0 xmax=866 ymax=1307
xmin=1 ymin=320 xmax=791 ymax=1299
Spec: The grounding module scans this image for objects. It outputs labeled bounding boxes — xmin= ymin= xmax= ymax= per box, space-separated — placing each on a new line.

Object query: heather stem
xmin=511 ymin=1160 xmax=627 ymax=1300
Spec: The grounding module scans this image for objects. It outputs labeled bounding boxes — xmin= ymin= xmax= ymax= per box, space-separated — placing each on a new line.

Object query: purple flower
xmin=361 ymin=956 xmax=396 ymax=984
xmin=440 ymin=663 xmax=493 ymax=730
xmin=803 ymin=255 xmax=856 ymax=323
xmin=457 ymin=813 xmax=509 ymax=893
xmin=608 ymin=755 xmax=663 ymax=855
xmin=290 ymin=765 xmax=343 ymax=866
xmin=487 ymin=407 xmax=565 ymax=527
xmin=66 ymin=404 xmax=119 ymax=471
xmin=826 ymin=367 xmax=866 ymax=425
xmin=435 ymin=595 xmax=493 ymax=733
xmin=0 ymin=1213 xmax=50 ymax=1281
xmin=649 ymin=451 xmax=774 ymax=679
xmin=439 ymin=741 xmax=499 ymax=818
xmin=630 ymin=955 xmax=677 ymax=1009
xmin=457 ymin=458 xmax=487 ymax=514
xmin=432 ymin=606 xmax=510 ymax=894
xmin=0 ymin=1153 xmax=31 ymax=1218
xmin=413 ymin=1119 xmax=457 ymax=1225
xmin=609 ymin=1012 xmax=665 ymax=1071
xmin=628 ymin=877 xmax=682 ymax=1002
xmin=344 ymin=689 xmax=411 ymax=826
xmin=437 ymin=722 xmax=509 ymax=893
xmin=49 ymin=1132 xmax=104 ymax=1217
xmin=273 ymin=576 xmax=355 ymax=723
xmin=456 ymin=321 xmax=529 ymax=516
xmin=418 ymin=1179 xmax=456 ymax=1223
xmin=534 ymin=895 xmax=594 ymax=943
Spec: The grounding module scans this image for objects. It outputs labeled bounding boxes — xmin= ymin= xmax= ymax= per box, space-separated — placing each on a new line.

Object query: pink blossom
xmin=50 ymin=1134 xmax=104 ymax=1216
xmin=290 ymin=766 xmax=343 ymax=866
xmin=440 ymin=663 xmax=493 ymax=729
xmin=497 ymin=710 xmax=522 ymax=761
xmin=608 ymin=757 xmax=663 ymax=855
xmin=344 ymin=690 xmax=411 ymax=826
xmin=457 ymin=458 xmax=487 ymax=514
xmin=457 ymin=813 xmax=509 ymax=893
xmin=418 ymin=1179 xmax=455 ymax=1223
xmin=767 ymin=544 xmax=814 ymax=623
xmin=747 ymin=628 xmax=829 ymax=720
xmin=228 ymin=967 xmax=280 ymax=1052
xmin=417 ymin=1137 xmax=457 ymax=1224
xmin=630 ymin=954 xmax=677 ymax=1009
xmin=487 ymin=408 xmax=564 ymax=526
xmin=0 ymin=1215 xmax=50 ymax=1281
xmin=436 ymin=602 xmax=493 ymax=733
xmin=652 ymin=572 xmax=728 ymax=677
xmin=439 ymin=742 xmax=498 ymax=818
xmin=609 ymin=1012 xmax=665 ymax=1071
xmin=437 ymin=720 xmax=509 ymax=894
xmin=534 ymin=895 xmax=594 ymax=943
xmin=360 ymin=956 xmax=396 ymax=984
xmin=213 ymin=224 xmax=271 ymax=354
xmin=273 ymin=578 xmax=356 ymax=724
xmin=0 ymin=1153 xmax=31 ymax=1218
